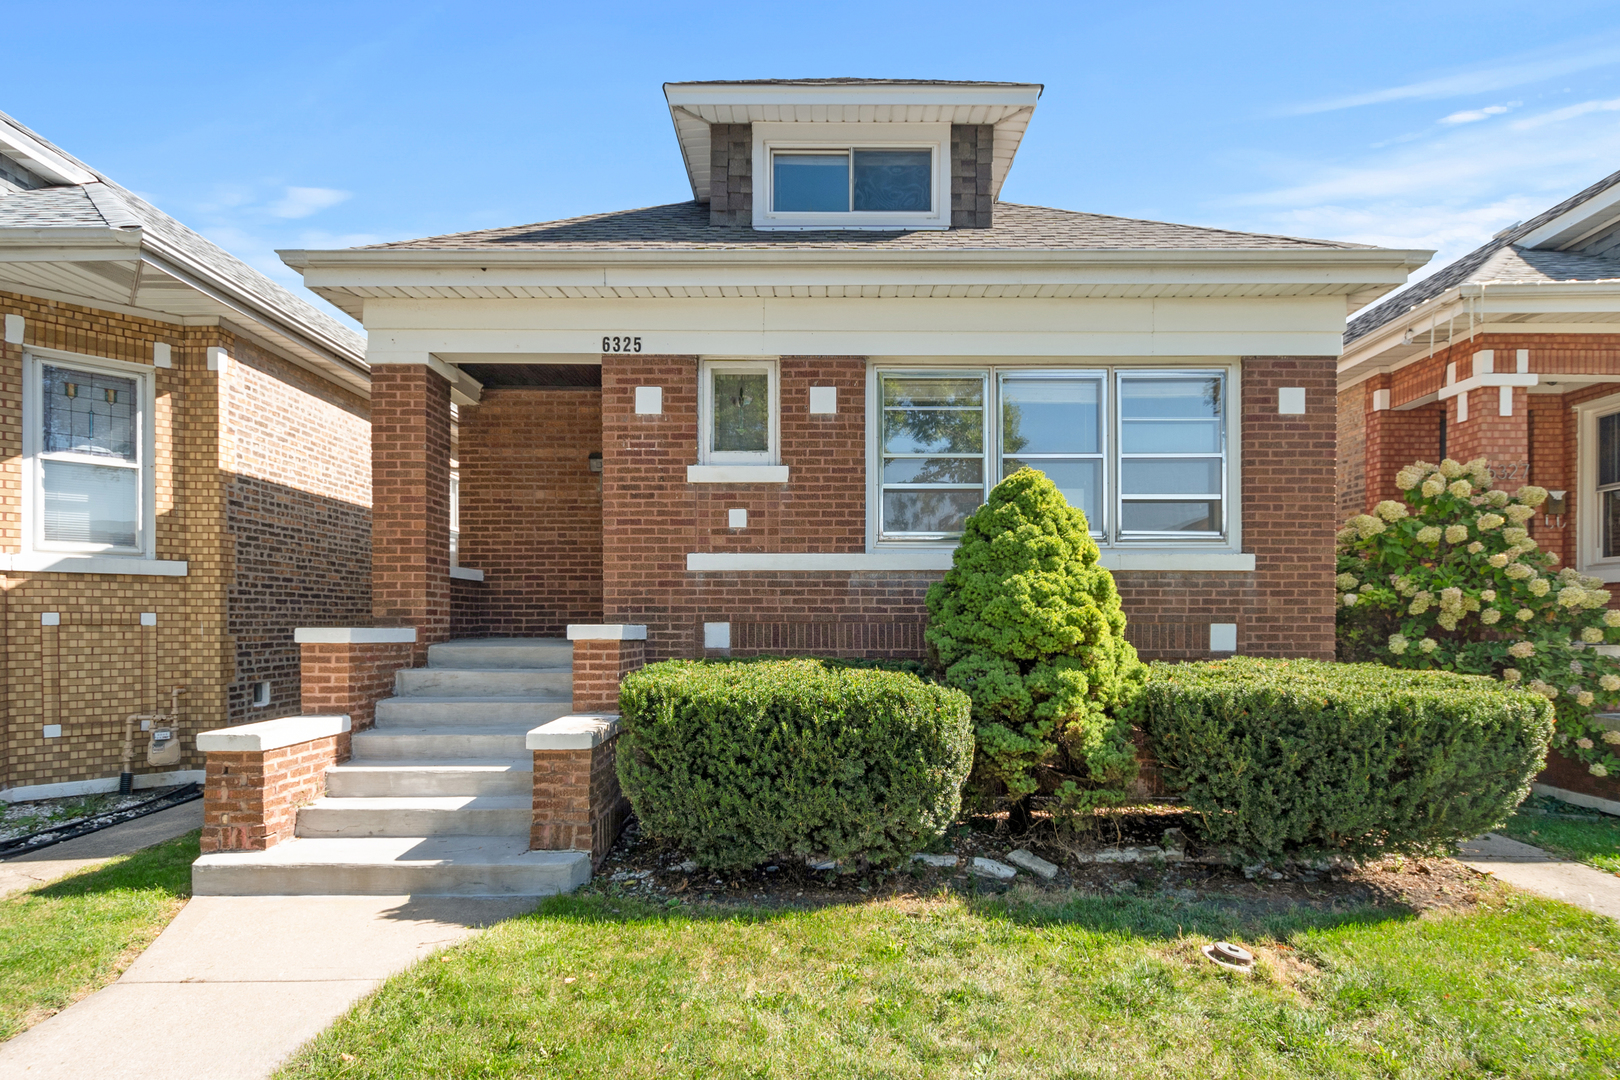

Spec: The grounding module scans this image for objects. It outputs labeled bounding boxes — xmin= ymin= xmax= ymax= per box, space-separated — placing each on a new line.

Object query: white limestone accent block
xmin=294 ymin=627 xmax=417 ymax=644
xmin=1278 ymin=387 xmax=1305 ymax=414
xmin=635 ymin=386 xmax=662 ymax=414
xmin=566 ymin=624 xmax=647 ymax=641
xmin=197 ymin=714 xmax=350 ymax=753
xmin=911 ymin=852 xmax=959 ymax=868
xmin=1006 ymin=848 xmax=1058 ymax=879
xmin=969 ymin=857 xmax=1017 ymax=880
xmin=1210 ymin=623 xmax=1238 ymax=652
xmin=526 ymin=714 xmax=620 ymax=751
xmin=809 ymin=386 xmax=837 ymax=414
xmin=704 ymin=622 xmax=731 ymax=649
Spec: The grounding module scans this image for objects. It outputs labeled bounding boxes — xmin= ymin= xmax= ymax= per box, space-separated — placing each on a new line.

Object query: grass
xmin=279 ymin=886 xmax=1620 ymax=1079
xmin=1498 ymin=795 xmax=1620 ymax=875
xmin=0 ymin=829 xmax=198 ymax=1040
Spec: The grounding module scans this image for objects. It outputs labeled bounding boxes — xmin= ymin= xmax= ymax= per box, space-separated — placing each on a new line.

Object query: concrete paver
xmin=0 ymin=801 xmax=203 ymax=896
xmin=1457 ymin=832 xmax=1620 ymax=919
xmin=0 ymin=893 xmax=536 ymax=1079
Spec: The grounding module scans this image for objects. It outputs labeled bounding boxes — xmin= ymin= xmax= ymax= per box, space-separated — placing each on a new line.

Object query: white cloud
xmin=1284 ymin=39 xmax=1620 ymax=115
xmin=1439 ymin=103 xmax=1515 ymax=124
xmin=268 ymin=186 xmax=352 ymax=219
xmin=1509 ymin=95 xmax=1620 ymax=130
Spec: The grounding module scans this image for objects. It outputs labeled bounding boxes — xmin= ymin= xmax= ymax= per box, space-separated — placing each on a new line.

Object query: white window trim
xmin=866 ymin=360 xmax=1243 ymax=555
xmin=698 ymin=358 xmax=779 ymax=466
xmin=1576 ymin=390 xmax=1620 ymax=582
xmin=752 ymin=121 xmax=950 ymax=231
xmin=21 ymin=346 xmax=157 ymax=562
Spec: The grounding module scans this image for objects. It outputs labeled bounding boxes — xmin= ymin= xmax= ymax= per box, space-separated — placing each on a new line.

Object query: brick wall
xmin=457 ymin=388 xmax=603 ymax=634
xmin=572 ymin=638 xmax=645 ymax=712
xmin=299 ymin=641 xmax=414 ymax=733
xmin=370 ymin=365 xmax=452 ymax=663
xmin=531 ymin=738 xmax=629 ymax=868
xmin=950 ymin=124 xmax=994 ymax=229
xmin=222 ymin=337 xmax=371 ymax=724
xmin=709 ymin=123 xmax=752 ymax=227
xmin=200 ymin=730 xmax=350 ymax=852
xmin=600 ymin=353 xmax=1339 ymax=662
xmin=0 ymin=291 xmax=235 ymax=792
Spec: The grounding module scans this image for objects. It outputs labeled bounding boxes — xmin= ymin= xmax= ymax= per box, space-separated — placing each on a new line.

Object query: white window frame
xmin=1114 ymin=368 xmax=1230 ymax=543
xmin=699 ymin=358 xmax=779 ymax=466
xmin=449 ymin=466 xmax=460 ymax=568
xmin=752 ymin=122 xmax=950 ymax=231
xmin=867 ymin=361 xmax=1241 ymax=552
xmin=21 ymin=346 xmax=156 ymax=560
xmin=1576 ymin=391 xmax=1620 ymax=581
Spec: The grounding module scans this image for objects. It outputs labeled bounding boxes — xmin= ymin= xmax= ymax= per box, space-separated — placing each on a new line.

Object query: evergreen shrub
xmin=1136 ymin=657 xmax=1553 ymax=857
xmin=925 ymin=468 xmax=1144 ymax=817
xmin=615 ymin=659 xmax=973 ymax=870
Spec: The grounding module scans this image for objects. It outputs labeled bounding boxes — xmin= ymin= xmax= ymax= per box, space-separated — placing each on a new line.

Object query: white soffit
xmin=664 ymin=82 xmax=1042 ymax=203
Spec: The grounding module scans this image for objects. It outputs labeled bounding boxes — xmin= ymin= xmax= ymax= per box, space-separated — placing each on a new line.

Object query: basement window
xmin=252 ymin=681 xmax=272 ymax=708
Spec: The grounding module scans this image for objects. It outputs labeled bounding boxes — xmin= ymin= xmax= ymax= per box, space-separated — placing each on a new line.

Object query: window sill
xmin=0 ymin=553 xmax=188 ymax=577
xmin=686 ymin=551 xmax=1257 ymax=573
xmin=687 ymin=465 xmax=791 ymax=484
xmin=449 ymin=566 xmax=485 ymax=582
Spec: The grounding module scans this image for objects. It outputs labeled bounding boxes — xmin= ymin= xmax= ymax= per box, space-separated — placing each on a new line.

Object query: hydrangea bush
xmin=1336 ymin=457 xmax=1620 ymax=778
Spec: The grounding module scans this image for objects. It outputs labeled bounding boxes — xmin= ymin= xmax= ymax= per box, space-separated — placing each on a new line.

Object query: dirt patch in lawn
xmin=585 ymin=808 xmax=1495 ymax=918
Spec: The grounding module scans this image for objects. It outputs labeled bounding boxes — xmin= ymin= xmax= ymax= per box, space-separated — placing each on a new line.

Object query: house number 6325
xmin=602 ymin=336 xmax=642 ymax=353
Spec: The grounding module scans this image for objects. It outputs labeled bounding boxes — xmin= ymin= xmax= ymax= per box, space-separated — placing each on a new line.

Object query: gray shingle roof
xmin=0 ymin=111 xmax=365 ymax=363
xmin=360 ymin=200 xmax=1372 ymax=254
xmin=1346 ymin=168 xmax=1620 ymax=344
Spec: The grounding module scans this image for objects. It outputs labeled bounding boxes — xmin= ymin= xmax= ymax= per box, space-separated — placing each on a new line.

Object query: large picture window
xmin=875 ymin=366 xmax=1232 ymax=545
xmin=27 ymin=351 xmax=150 ymax=555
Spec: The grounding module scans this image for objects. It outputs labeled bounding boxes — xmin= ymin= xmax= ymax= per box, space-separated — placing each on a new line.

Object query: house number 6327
xmin=602 ymin=336 xmax=642 ymax=353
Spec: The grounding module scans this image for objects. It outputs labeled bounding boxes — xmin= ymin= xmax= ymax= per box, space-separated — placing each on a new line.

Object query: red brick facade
xmin=200 ymin=730 xmax=350 ymax=853
xmin=572 ymin=638 xmax=646 ymax=712
xmin=298 ymin=640 xmax=415 ymax=733
xmin=531 ymin=739 xmax=630 ymax=868
xmin=456 ymin=388 xmax=603 ymax=634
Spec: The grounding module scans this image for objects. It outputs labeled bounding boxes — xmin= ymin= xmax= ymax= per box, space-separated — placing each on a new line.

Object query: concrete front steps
xmin=193 ymin=638 xmax=589 ymax=897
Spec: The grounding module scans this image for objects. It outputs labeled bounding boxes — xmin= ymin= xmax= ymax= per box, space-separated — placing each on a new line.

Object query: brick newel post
xmin=567 ymin=624 xmax=648 ymax=712
xmin=199 ymin=715 xmax=351 ymax=853
xmin=295 ymin=627 xmax=418 ymax=733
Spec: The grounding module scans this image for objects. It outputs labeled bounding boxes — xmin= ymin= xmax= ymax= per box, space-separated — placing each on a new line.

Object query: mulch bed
xmin=583 ymin=807 xmax=1494 ymax=916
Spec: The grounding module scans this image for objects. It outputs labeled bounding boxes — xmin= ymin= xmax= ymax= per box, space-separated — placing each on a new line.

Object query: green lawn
xmin=279 ymin=886 xmax=1619 ymax=1079
xmin=1498 ymin=795 xmax=1620 ymax=874
xmin=0 ymin=829 xmax=198 ymax=1040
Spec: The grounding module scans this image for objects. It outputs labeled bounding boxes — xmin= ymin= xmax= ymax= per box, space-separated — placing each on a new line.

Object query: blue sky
xmin=7 ymin=2 xmax=1620 ymax=330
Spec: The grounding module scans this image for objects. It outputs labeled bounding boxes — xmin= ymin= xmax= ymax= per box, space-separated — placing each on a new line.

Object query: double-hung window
xmin=699 ymin=359 xmax=778 ymax=466
xmin=26 ymin=349 xmax=151 ymax=556
xmin=1597 ymin=411 xmax=1620 ymax=560
xmin=875 ymin=366 xmax=1231 ymax=545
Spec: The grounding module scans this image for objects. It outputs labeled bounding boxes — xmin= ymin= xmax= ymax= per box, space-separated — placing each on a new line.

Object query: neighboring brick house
xmin=0 ymin=110 xmax=371 ymax=800
xmin=282 ymin=78 xmax=1429 ymax=670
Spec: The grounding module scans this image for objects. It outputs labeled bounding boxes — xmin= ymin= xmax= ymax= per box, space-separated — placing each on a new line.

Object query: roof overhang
xmin=662 ymin=81 xmax=1043 ymax=203
xmin=281 ymin=245 xmax=1431 ymax=322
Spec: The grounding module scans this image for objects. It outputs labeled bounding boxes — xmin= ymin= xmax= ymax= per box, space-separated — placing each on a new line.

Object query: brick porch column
xmin=295 ymin=627 xmax=417 ymax=733
xmin=371 ymin=364 xmax=453 ymax=664
xmin=566 ymin=624 xmax=647 ymax=712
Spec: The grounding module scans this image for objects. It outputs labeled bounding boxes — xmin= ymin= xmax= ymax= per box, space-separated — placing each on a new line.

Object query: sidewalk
xmin=0 ymin=800 xmax=204 ymax=896
xmin=0 ymin=893 xmax=535 ymax=1079
xmin=1457 ymin=832 xmax=1620 ymax=919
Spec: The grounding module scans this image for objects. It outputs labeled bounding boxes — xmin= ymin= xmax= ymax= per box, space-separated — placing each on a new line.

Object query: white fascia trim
xmin=567 ymin=624 xmax=648 ymax=641
xmin=526 ymin=714 xmax=621 ymax=750
xmin=0 ymin=554 xmax=188 ymax=576
xmin=449 ymin=565 xmax=485 ymax=582
xmin=0 ymin=122 xmax=98 ymax=185
xmin=1516 ymin=184 xmax=1620 ymax=249
xmin=293 ymin=627 xmax=418 ymax=644
xmin=685 ymin=551 xmax=1258 ymax=572
xmin=687 ymin=465 xmax=791 ymax=483
xmin=196 ymin=714 xmax=351 ymax=753
xmin=0 ymin=769 xmax=204 ymax=803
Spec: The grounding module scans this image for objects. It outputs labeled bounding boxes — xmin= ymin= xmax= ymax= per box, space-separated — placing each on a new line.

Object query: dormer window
xmin=753 ymin=123 xmax=951 ymax=231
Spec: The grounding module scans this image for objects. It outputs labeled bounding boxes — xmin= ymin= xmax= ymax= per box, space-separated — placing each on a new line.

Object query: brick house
xmin=0 ymin=110 xmax=372 ymax=800
xmin=1339 ymin=166 xmax=1620 ymax=808
xmin=281 ymin=79 xmax=1429 ymax=669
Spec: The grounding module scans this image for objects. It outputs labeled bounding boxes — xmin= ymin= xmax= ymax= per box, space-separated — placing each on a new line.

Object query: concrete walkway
xmin=1457 ymin=832 xmax=1620 ymax=919
xmin=0 ymin=893 xmax=535 ymax=1079
xmin=0 ymin=800 xmax=203 ymax=896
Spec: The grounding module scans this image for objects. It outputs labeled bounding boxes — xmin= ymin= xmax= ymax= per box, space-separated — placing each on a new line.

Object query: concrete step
xmin=352 ymin=723 xmax=534 ymax=760
xmin=192 ymin=836 xmax=590 ymax=897
xmin=325 ymin=759 xmax=532 ymax=798
xmin=296 ymin=796 xmax=532 ymax=838
xmin=396 ymin=667 xmax=572 ymax=698
xmin=374 ymin=697 xmax=572 ymax=727
xmin=427 ymin=638 xmax=572 ymax=671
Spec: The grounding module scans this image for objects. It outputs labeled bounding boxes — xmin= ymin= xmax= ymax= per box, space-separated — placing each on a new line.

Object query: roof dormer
xmin=664 ymin=79 xmax=1042 ymax=231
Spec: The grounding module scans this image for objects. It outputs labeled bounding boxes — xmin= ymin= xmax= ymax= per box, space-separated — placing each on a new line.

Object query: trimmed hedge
xmin=616 ymin=659 xmax=974 ymax=870
xmin=1135 ymin=657 xmax=1554 ymax=858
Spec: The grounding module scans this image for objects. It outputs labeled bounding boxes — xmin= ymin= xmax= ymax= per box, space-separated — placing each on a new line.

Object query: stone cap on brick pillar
xmin=566 ymin=625 xmax=647 ymax=641
xmin=197 ymin=714 xmax=351 ymax=753
xmin=527 ymin=714 xmax=620 ymax=750
xmin=293 ymin=627 xmax=418 ymax=644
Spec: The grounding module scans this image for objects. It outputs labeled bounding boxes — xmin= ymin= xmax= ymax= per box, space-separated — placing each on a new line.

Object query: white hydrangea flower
xmin=1509 ymin=640 xmax=1536 ymax=658
xmin=1486 ymin=489 xmax=1512 ymax=508
xmin=1603 ymin=674 xmax=1620 ymax=691
xmin=1395 ymin=465 xmax=1427 ymax=491
xmin=1336 ymin=527 xmax=1359 ymax=545
xmin=1481 ymin=608 xmax=1502 ymax=625
xmin=1419 ymin=637 xmax=1439 ymax=653
xmin=1584 ymin=627 xmax=1605 ymax=643
xmin=1476 ymin=513 xmax=1505 ymax=531
xmin=1607 ymin=610 xmax=1620 ymax=627
xmin=1502 ymin=527 xmax=1529 ymax=545
xmin=1387 ymin=634 xmax=1409 ymax=655
xmin=1440 ymin=586 xmax=1463 ymax=609
xmin=1515 ymin=608 xmax=1535 ymax=622
xmin=1572 ymin=660 xmax=1586 ymax=675
xmin=1421 ymin=477 xmax=1446 ymax=498
xmin=1436 ymin=613 xmax=1459 ymax=631
xmin=1579 ymin=691 xmax=1596 ymax=707
xmin=1373 ymin=500 xmax=1409 ymax=522
xmin=1448 ymin=479 xmax=1473 ymax=498
xmin=1503 ymin=667 xmax=1522 ymax=682
xmin=1529 ymin=578 xmax=1551 ymax=597
xmin=1444 ymin=524 xmax=1469 ymax=544
xmin=1481 ymin=589 xmax=1497 ymax=602
xmin=1488 ymin=553 xmax=1510 ymax=569
xmin=1335 ymin=572 xmax=1359 ymax=591
xmin=1588 ymin=590 xmax=1613 ymax=608
xmin=1605 ymin=730 xmax=1620 ymax=745
xmin=1577 ymin=737 xmax=1596 ymax=750
xmin=1409 ymin=597 xmax=1431 ymax=615
xmin=1416 ymin=525 xmax=1442 ymax=544
xmin=1342 ymin=593 xmax=1358 ymax=607
xmin=1467 ymin=541 xmax=1484 ymax=554
xmin=1582 ymin=574 xmax=1606 ymax=589
xmin=1505 ymin=563 xmax=1535 ymax=580
xmin=1349 ymin=514 xmax=1386 ymax=540
xmin=1557 ymin=587 xmax=1588 ymax=609
xmin=1594 ymin=763 xmax=1611 ymax=778
xmin=1516 ymin=485 xmax=1549 ymax=507
xmin=1440 ymin=459 xmax=1464 ymax=479
xmin=1505 ymin=504 xmax=1536 ymax=525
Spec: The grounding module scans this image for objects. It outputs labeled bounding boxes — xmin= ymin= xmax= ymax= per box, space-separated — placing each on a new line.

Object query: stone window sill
xmin=0 ymin=553 xmax=189 ymax=576
xmin=685 ymin=551 xmax=1258 ymax=573
xmin=686 ymin=465 xmax=790 ymax=484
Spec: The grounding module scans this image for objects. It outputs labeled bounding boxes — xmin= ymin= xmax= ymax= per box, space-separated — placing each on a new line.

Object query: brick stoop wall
xmin=295 ymin=630 xmax=417 ymax=732
xmin=199 ymin=719 xmax=351 ymax=852
xmin=531 ymin=737 xmax=630 ymax=869
xmin=571 ymin=637 xmax=647 ymax=712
